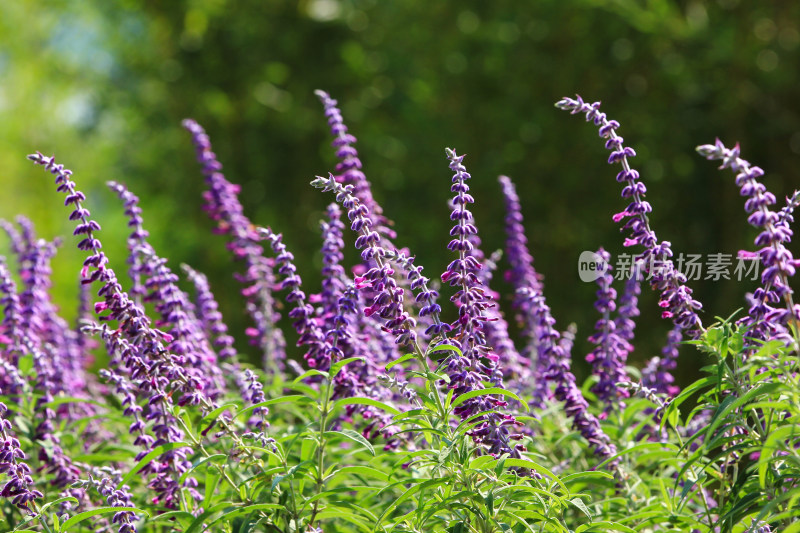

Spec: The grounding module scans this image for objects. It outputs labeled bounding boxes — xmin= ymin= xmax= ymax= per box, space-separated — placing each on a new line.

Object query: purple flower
xmin=585 ymin=249 xmax=630 ymax=415
xmin=239 ymin=369 xmax=273 ymax=449
xmin=318 ymin=203 xmax=347 ymax=333
xmin=438 ymin=148 xmax=523 ymax=458
xmin=0 ymin=402 xmax=43 ymax=515
xmin=614 ymin=261 xmax=642 ymax=344
xmin=696 ymin=139 xmax=800 ymax=347
xmin=108 ymin=181 xmax=224 ymax=399
xmin=519 ymin=286 xmax=619 ymax=466
xmin=642 ymin=325 xmax=681 ymax=397
xmin=107 ymin=180 xmax=149 ymax=304
xmin=556 ymin=95 xmax=703 ymax=338
xmin=498 ymin=175 xmax=546 ymax=403
xmin=380 ymin=248 xmax=446 ymax=338
xmin=181 ymin=264 xmax=238 ymax=362
xmin=0 ymin=259 xmax=23 ymax=374
xmin=182 ymin=119 xmax=285 ymax=369
xmin=311 ymin=174 xmax=418 ymax=346
xmin=28 ymin=152 xmax=207 ymax=509
xmin=315 ymin=90 xmax=395 ymax=245
xmin=257 ymin=227 xmax=326 ymax=371
xmin=73 ymin=475 xmax=139 ymax=533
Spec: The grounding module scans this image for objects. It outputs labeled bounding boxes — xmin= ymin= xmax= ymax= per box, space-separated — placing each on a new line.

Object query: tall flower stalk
xmin=585 ymin=249 xmax=630 ymax=416
xmin=696 ymin=139 xmax=800 ymax=349
xmin=556 ymin=95 xmax=703 ymax=338
xmin=182 ymin=119 xmax=285 ymax=371
xmin=439 ymin=148 xmax=523 ymax=457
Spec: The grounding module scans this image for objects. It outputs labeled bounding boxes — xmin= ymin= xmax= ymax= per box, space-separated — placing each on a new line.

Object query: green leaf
xmin=759 ymin=425 xmax=800 ymax=487
xmin=200 ymin=401 xmax=241 ymax=428
xmin=232 ymin=395 xmax=313 ymax=423
xmin=42 ymin=396 xmax=107 ymax=410
xmin=17 ymin=354 xmax=33 ymax=374
xmin=428 ymin=343 xmax=462 ymax=360
xmin=179 ymin=454 xmax=227 ymax=485
xmin=705 ymin=382 xmax=783 ymax=447
xmin=293 ymin=369 xmax=329 ymax=382
xmin=61 ymin=507 xmax=148 ymax=531
xmin=205 ymin=467 xmax=221 ymax=506
xmin=468 ymin=454 xmax=496 ymax=470
xmin=450 ymin=387 xmax=529 ymax=412
xmin=375 ymin=478 xmax=448 ymax=527
xmin=501 ymin=458 xmax=568 ymax=494
xmin=333 ymin=396 xmax=400 ymax=416
xmin=330 ymin=357 xmax=365 ymax=379
xmin=562 ymin=471 xmax=615 ymax=488
xmin=326 ymin=429 xmax=375 ymax=456
xmin=575 ymin=521 xmax=636 ymax=532
xmin=386 ymin=353 xmax=416 ymax=371
xmin=569 ymin=497 xmax=591 ymax=518
xmin=150 ymin=510 xmax=195 ymax=530
xmin=118 ymin=442 xmax=191 ymax=489
xmin=199 ymin=503 xmax=282 ymax=532
xmin=329 ymin=465 xmax=389 ymax=482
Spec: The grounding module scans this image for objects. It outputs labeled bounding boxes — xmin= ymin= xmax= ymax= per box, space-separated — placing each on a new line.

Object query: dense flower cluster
xmin=585 ymin=248 xmax=630 ymax=415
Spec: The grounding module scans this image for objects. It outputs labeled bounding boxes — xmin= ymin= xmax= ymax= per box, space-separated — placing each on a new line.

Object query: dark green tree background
xmin=2 ymin=0 xmax=799 ymax=381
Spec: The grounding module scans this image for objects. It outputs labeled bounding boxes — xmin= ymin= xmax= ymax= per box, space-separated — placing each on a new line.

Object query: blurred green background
xmin=2 ymin=0 xmax=799 ymax=382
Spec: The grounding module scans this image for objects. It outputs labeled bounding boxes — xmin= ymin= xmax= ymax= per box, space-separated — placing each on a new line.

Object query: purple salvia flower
xmin=5 ymin=219 xmax=91 ymax=408
xmin=642 ymin=325 xmax=682 ymax=397
xmin=0 ymin=402 xmax=43 ymax=515
xmin=748 ymin=520 xmax=772 ymax=533
xmin=556 ymin=95 xmax=703 ymax=337
xmin=5 ymin=245 xmax=86 ymax=492
xmin=257 ymin=227 xmax=326 ymax=371
xmin=327 ymin=284 xmax=402 ymax=450
xmin=73 ymin=475 xmax=139 ymax=533
xmin=614 ymin=261 xmax=642 ymax=344
xmin=440 ymin=148 xmax=523 ymax=458
xmin=471 ymin=241 xmax=527 ymax=390
xmin=108 ymin=181 xmax=223 ymax=398
xmin=181 ymin=264 xmax=238 ymax=362
xmin=318 ymin=203 xmax=347 ymax=333
xmin=315 ymin=90 xmax=396 ymax=245
xmin=238 ymin=368 xmax=275 ymax=449
xmin=697 ymin=139 xmax=800 ymax=347
xmin=520 ymin=286 xmax=619 ymax=467
xmin=28 ymin=152 xmax=209 ymax=509
xmin=98 ymin=369 xmax=152 ymax=451
xmin=108 ymin=180 xmax=150 ymax=304
xmin=311 ymin=173 xmax=420 ymax=346
xmin=776 ymin=190 xmax=800 ymax=228
xmin=182 ymin=119 xmax=285 ymax=369
xmin=380 ymin=248 xmax=447 ymax=340
xmin=0 ymin=259 xmax=32 ymax=401
xmin=0 ymin=219 xmax=26 ymax=258
xmin=585 ymin=249 xmax=630 ymax=415
xmin=498 ymin=175 xmax=548 ymax=404
xmin=498 ymin=175 xmax=545 ymax=329
xmin=0 ymin=259 xmax=24 ymax=369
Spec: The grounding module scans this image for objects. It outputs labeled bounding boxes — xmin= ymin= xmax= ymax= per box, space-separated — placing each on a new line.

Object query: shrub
xmin=0 ymin=92 xmax=798 ymax=532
